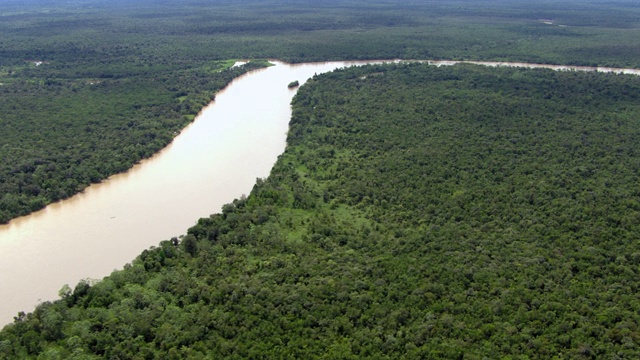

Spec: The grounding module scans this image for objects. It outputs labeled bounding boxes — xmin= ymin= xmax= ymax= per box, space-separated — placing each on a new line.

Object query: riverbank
xmin=2 ymin=58 xmax=640 ymax=326
xmin=0 ymin=61 xmax=269 ymax=225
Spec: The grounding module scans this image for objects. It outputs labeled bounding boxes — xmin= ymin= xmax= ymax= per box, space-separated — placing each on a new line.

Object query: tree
xmin=181 ymin=234 xmax=198 ymax=256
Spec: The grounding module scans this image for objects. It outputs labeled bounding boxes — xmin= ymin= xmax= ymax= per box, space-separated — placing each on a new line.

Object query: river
xmin=1 ymin=59 xmax=638 ymax=327
xmin=0 ymin=60 xmax=386 ymax=326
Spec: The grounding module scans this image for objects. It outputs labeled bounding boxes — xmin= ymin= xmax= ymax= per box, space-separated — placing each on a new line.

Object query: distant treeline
xmin=2 ymin=1 xmax=640 ymax=68
xmin=2 ymin=63 xmax=639 ymax=358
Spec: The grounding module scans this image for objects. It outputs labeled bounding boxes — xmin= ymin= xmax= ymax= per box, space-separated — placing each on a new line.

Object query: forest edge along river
xmin=1 ymin=59 xmax=639 ymax=327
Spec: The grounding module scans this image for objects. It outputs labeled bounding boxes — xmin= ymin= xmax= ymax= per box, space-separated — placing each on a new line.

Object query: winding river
xmin=1 ymin=59 xmax=639 ymax=326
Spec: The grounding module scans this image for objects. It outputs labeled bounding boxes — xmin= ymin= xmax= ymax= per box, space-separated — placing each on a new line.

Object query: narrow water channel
xmin=1 ymin=59 xmax=638 ymax=326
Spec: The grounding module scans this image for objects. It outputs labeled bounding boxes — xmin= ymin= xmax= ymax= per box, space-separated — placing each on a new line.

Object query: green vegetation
xmin=2 ymin=0 xmax=640 ymax=358
xmin=0 ymin=61 xmax=266 ymax=223
xmin=1 ymin=0 xmax=640 ymax=223
xmin=288 ymin=80 xmax=300 ymax=88
xmin=4 ymin=0 xmax=639 ymax=67
xmin=3 ymin=62 xmax=640 ymax=358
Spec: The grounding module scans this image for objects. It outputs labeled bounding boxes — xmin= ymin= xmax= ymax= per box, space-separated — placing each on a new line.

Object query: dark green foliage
xmin=0 ymin=61 xmax=266 ymax=223
xmin=3 ymin=63 xmax=640 ymax=358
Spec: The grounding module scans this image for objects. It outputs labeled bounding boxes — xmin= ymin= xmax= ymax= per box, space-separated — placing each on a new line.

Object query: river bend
xmin=1 ymin=59 xmax=638 ymax=326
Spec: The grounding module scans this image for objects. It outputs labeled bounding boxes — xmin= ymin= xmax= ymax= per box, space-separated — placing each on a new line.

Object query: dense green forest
xmin=2 ymin=0 xmax=640 ymax=67
xmin=1 ymin=0 xmax=640 ymax=222
xmin=2 ymin=0 xmax=640 ymax=358
xmin=2 ymin=62 xmax=640 ymax=358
